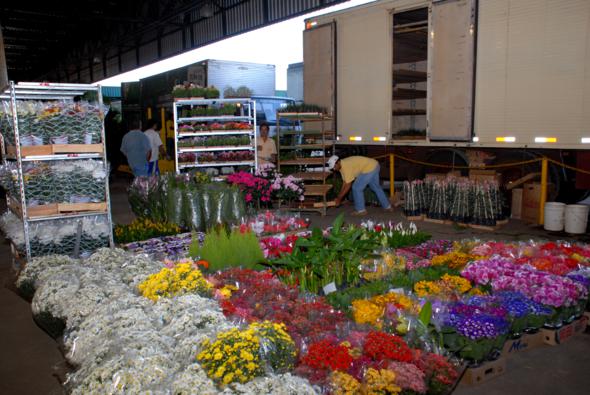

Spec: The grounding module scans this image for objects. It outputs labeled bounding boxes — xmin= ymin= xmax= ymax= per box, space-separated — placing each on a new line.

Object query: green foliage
xmin=419 ymin=301 xmax=432 ymax=327
xmin=270 ymin=214 xmax=380 ymax=294
xmin=189 ymin=227 xmax=265 ymax=271
xmin=386 ymin=231 xmax=431 ymax=249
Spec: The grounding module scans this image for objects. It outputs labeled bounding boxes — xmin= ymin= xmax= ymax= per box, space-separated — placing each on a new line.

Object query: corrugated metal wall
xmin=64 ymin=0 xmax=348 ymax=83
xmin=207 ymin=59 xmax=276 ymax=97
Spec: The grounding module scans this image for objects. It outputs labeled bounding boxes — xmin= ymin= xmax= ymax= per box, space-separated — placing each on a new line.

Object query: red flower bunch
xmin=211 ymin=268 xmax=347 ymax=352
xmin=301 ymin=339 xmax=353 ymax=371
xmin=363 ymin=331 xmax=413 ymax=363
xmin=413 ymin=350 xmax=459 ymax=387
xmin=227 ymin=171 xmax=272 ymax=205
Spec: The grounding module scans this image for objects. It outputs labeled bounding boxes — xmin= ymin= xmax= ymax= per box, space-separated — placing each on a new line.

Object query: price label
xmin=323 ymin=282 xmax=337 ymax=295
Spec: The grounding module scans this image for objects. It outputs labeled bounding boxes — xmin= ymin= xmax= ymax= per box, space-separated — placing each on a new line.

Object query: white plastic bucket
xmin=565 ymin=204 xmax=590 ymax=234
xmin=544 ymin=202 xmax=566 ymax=231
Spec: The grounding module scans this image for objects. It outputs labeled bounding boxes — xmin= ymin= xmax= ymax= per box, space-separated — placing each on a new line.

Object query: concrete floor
xmin=1 ymin=175 xmax=589 ymax=394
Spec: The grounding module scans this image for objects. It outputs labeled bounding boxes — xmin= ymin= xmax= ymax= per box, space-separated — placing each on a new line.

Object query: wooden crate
xmin=460 ymin=358 xmax=506 ymax=386
xmin=541 ymin=315 xmax=589 ymax=345
xmin=7 ymin=144 xmax=104 ymax=157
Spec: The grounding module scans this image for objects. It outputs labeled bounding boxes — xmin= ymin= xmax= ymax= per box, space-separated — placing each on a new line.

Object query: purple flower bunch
xmin=445 ymin=300 xmax=510 ymax=340
xmin=492 ymin=292 xmax=535 ymax=318
xmin=461 ymin=257 xmax=588 ymax=308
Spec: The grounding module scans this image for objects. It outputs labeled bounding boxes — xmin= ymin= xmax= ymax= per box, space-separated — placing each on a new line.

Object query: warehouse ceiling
xmin=1 ymin=0 xmax=347 ymax=83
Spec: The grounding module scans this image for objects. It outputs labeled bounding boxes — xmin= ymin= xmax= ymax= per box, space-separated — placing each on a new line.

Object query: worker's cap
xmin=327 ymin=155 xmax=339 ymax=170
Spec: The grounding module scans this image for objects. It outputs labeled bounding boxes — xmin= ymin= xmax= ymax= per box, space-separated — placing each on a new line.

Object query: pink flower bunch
xmin=227 ymin=171 xmax=272 ymax=204
xmin=461 ymin=257 xmax=588 ymax=308
xmin=259 ymin=235 xmax=300 ymax=258
xmin=388 ymin=361 xmax=427 ymax=394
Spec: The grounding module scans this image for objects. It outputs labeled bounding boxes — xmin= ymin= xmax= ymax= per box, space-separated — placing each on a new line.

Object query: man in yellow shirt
xmin=327 ymin=155 xmax=392 ymax=215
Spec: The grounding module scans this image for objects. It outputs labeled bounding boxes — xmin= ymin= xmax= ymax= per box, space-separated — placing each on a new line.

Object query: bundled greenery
xmin=189 ymin=227 xmax=265 ymax=271
xmin=128 ymin=173 xmax=246 ymax=231
xmin=270 ymin=214 xmax=380 ymax=294
xmin=277 ymin=103 xmax=327 ymax=114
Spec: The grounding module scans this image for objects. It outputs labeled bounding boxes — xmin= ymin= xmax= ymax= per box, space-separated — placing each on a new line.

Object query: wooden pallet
xmin=7 ymin=144 xmax=104 ymax=157
xmin=404 ymin=215 xmax=424 ymax=221
xmin=423 ymin=217 xmax=446 ymax=224
xmin=9 ymin=200 xmax=107 ymax=219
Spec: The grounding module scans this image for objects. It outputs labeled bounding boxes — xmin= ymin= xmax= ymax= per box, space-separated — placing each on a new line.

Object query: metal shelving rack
xmin=276 ymin=112 xmax=335 ymax=215
xmin=173 ymin=98 xmax=257 ymax=173
xmin=0 ymin=81 xmax=114 ymax=260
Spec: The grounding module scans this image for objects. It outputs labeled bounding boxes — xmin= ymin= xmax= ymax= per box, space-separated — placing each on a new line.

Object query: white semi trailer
xmin=302 ymin=0 xmax=590 ymax=195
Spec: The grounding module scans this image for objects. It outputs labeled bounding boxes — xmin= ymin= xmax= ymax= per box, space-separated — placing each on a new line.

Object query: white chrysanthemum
xmin=222 ymin=373 xmax=319 ymax=395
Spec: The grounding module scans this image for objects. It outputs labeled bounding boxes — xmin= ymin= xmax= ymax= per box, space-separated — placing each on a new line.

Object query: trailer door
xmin=428 ymin=0 xmax=476 ymax=141
xmin=304 ymin=22 xmax=336 ymax=122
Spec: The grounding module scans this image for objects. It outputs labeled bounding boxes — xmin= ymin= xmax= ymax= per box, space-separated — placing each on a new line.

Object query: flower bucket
xmin=565 ymin=204 xmax=589 ymax=234
xmin=544 ymin=202 xmax=566 ymax=231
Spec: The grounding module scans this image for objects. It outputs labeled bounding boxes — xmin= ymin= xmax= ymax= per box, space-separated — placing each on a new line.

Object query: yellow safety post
xmin=147 ymin=107 xmax=152 ymax=119
xmin=389 ymin=153 xmax=395 ymax=200
xmin=539 ymin=157 xmax=548 ymax=225
xmin=160 ymin=108 xmax=166 ymax=133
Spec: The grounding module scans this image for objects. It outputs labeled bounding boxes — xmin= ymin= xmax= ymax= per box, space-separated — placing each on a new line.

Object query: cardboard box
xmin=511 ymin=188 xmax=523 ymax=219
xmin=501 ymin=332 xmax=544 ymax=358
xmin=541 ymin=315 xmax=589 ymax=345
xmin=522 ymin=182 xmax=556 ymax=224
xmin=460 ymin=358 xmax=506 ymax=386
xmin=469 ymin=169 xmax=502 ymax=184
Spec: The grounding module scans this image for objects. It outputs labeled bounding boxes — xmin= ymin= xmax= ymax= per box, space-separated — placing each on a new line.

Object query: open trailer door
xmin=303 ymin=22 xmax=336 ymax=129
xmin=428 ymin=0 xmax=476 ymax=141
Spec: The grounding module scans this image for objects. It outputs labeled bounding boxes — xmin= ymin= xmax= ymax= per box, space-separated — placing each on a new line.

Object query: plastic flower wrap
xmin=352 ymin=292 xmax=419 ymax=330
xmin=240 ymin=210 xmax=309 ymax=236
xmin=138 ymin=260 xmax=212 ymax=301
xmin=197 ymin=320 xmax=296 ymax=386
xmin=211 ymin=268 xmax=347 ymax=352
xmin=361 ymin=250 xmax=406 ymax=281
xmin=122 ymin=232 xmax=197 ymax=260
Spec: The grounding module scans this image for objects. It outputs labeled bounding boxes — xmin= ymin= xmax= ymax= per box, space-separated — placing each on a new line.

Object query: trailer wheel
xmin=492 ymin=150 xmax=560 ymax=201
xmin=424 ymin=148 xmax=469 ymax=176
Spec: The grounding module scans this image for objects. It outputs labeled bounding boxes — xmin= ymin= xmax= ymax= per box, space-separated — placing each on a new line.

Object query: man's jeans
xmin=352 ymin=164 xmax=391 ymax=211
xmin=131 ymin=164 xmax=149 ymax=177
